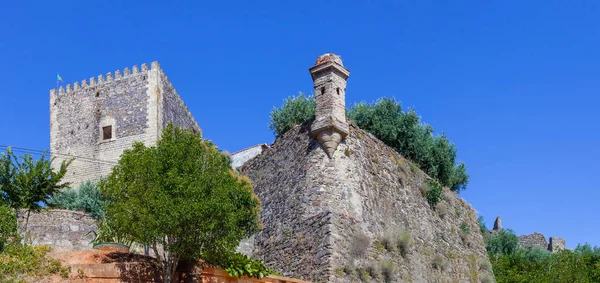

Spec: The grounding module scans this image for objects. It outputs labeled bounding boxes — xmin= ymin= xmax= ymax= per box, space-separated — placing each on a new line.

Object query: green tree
xmin=478 ymin=216 xmax=488 ymax=234
xmin=348 ymin=98 xmax=468 ymax=191
xmin=485 ymin=228 xmax=520 ymax=256
xmin=269 ymin=93 xmax=315 ymax=137
xmin=0 ymin=148 xmax=72 ymax=231
xmin=100 ymin=124 xmax=261 ymax=283
xmin=48 ymin=181 xmax=104 ymax=219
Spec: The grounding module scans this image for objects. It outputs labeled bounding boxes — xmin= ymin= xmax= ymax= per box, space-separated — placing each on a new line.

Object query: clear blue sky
xmin=1 ymin=1 xmax=598 ymax=248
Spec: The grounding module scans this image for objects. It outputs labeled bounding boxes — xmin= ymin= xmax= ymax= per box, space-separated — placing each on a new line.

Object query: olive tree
xmin=100 ymin=124 xmax=261 ymax=283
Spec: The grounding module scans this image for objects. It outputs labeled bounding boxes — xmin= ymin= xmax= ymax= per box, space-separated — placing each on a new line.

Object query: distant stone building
xmin=49 ymin=62 xmax=200 ymax=187
xmin=491 ymin=217 xmax=566 ymax=252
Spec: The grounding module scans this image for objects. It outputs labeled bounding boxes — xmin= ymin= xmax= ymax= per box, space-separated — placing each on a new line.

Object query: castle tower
xmin=309 ymin=53 xmax=350 ymax=158
xmin=49 ymin=61 xmax=201 ymax=188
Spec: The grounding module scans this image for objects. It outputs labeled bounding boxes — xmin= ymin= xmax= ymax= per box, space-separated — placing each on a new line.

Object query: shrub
xmin=426 ymin=179 xmax=444 ymax=207
xmin=436 ymin=202 xmax=449 ymax=219
xmin=350 ymin=232 xmax=370 ymax=258
xmin=365 ymin=264 xmax=379 ymax=279
xmin=0 ymin=244 xmax=70 ymax=281
xmin=477 ymin=259 xmax=492 ymax=272
xmin=431 ymin=254 xmax=447 ymax=270
xmin=380 ymin=234 xmax=396 ymax=252
xmin=574 ymin=243 xmax=600 ymax=256
xmin=479 ymin=274 xmax=493 ymax=283
xmin=460 ymin=222 xmax=470 ymax=234
xmin=268 ymin=93 xmax=315 ymax=137
xmin=485 ymin=228 xmax=520 ymax=256
xmin=379 ymin=260 xmax=394 ymax=282
xmin=0 ymin=205 xmax=17 ymax=252
xmin=515 ymin=245 xmax=551 ymax=263
xmin=48 ymin=181 xmax=104 ymax=219
xmin=477 ymin=216 xmax=488 ymax=235
xmin=395 ymin=232 xmax=412 ymax=257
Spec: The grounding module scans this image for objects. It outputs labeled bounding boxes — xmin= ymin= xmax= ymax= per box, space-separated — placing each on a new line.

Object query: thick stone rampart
xmin=242 ymin=121 xmax=492 ymax=282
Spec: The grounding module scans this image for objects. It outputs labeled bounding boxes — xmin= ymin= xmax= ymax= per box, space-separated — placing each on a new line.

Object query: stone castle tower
xmin=310 ymin=53 xmax=350 ymax=158
xmin=50 ymin=61 xmax=200 ymax=187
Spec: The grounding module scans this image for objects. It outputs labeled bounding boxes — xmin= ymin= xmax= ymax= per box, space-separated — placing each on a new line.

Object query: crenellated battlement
xmin=50 ymin=61 xmax=162 ymax=94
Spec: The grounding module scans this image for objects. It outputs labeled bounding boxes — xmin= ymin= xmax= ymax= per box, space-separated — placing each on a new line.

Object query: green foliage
xmin=477 ymin=216 xmax=488 ymax=234
xmin=379 ymin=260 xmax=394 ymax=283
xmin=348 ymin=98 xmax=468 ymax=192
xmin=0 ymin=244 xmax=71 ymax=281
xmin=86 ymin=219 xmax=135 ymax=247
xmin=485 ymin=229 xmax=520 ymax=256
xmin=431 ymin=254 xmax=447 ymax=271
xmin=395 ymin=232 xmax=412 ymax=257
xmin=100 ymin=124 xmax=261 ymax=282
xmin=211 ymin=252 xmax=271 ymax=279
xmin=426 ymin=179 xmax=444 ymax=207
xmin=0 ymin=147 xmax=72 ymax=214
xmin=574 ymin=243 xmax=600 ymax=256
xmin=491 ymin=249 xmax=600 ymax=283
xmin=460 ymin=222 xmax=470 ymax=234
xmin=48 ymin=181 xmax=104 ymax=219
xmin=268 ymin=96 xmax=469 ymax=191
xmin=268 ymin=93 xmax=315 ymax=137
xmin=0 ymin=205 xmax=17 ymax=252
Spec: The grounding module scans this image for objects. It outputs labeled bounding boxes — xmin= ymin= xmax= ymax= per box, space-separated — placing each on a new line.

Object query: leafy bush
xmin=348 ymin=98 xmax=468 ymax=192
xmin=48 ymin=181 xmax=104 ymax=219
xmin=0 ymin=244 xmax=71 ymax=281
xmin=574 ymin=243 xmax=600 ymax=256
xmin=350 ymin=232 xmax=370 ymax=258
xmin=479 ymin=274 xmax=494 ymax=283
xmin=365 ymin=264 xmax=379 ymax=279
xmin=268 ymin=96 xmax=469 ymax=192
xmin=485 ymin=229 xmax=520 ymax=256
xmin=491 ymin=249 xmax=600 ymax=282
xmin=426 ymin=179 xmax=444 ymax=207
xmin=431 ymin=254 xmax=447 ymax=270
xmin=395 ymin=232 xmax=412 ymax=257
xmin=0 ymin=205 xmax=17 ymax=252
xmin=379 ymin=260 xmax=394 ymax=282
xmin=268 ymin=93 xmax=315 ymax=138
xmin=210 ymin=252 xmax=271 ymax=279
xmin=477 ymin=258 xmax=492 ymax=272
xmin=477 ymin=216 xmax=488 ymax=234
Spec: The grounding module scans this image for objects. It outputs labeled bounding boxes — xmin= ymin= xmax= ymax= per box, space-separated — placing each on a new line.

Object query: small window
xmin=336 ymin=87 xmax=340 ymax=95
xmin=102 ymin=125 xmax=112 ymax=140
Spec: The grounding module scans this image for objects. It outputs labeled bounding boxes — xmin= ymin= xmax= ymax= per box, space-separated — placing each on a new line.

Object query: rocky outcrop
xmin=241 ymin=121 xmax=493 ymax=282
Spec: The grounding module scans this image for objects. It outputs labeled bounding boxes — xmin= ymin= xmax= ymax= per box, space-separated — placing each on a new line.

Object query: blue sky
xmin=1 ymin=1 xmax=599 ymax=248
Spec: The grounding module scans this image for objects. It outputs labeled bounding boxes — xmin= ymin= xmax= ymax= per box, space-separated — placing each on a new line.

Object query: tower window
xmin=102 ymin=125 xmax=112 ymax=140
xmin=321 ymin=87 xmax=325 ymax=95
xmin=336 ymin=87 xmax=340 ymax=95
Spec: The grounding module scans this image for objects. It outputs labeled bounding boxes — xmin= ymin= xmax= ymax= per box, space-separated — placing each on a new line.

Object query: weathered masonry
xmin=49 ymin=62 xmax=201 ymax=187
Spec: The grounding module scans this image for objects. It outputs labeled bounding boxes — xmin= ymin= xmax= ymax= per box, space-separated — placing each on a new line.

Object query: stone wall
xmin=50 ymin=62 xmax=200 ymax=188
xmin=519 ymin=233 xmax=548 ymax=250
xmin=19 ymin=209 xmax=97 ymax=251
xmin=242 ymin=121 xmax=493 ymax=282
